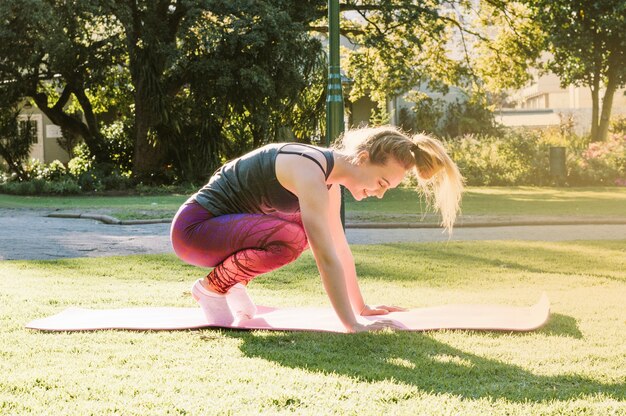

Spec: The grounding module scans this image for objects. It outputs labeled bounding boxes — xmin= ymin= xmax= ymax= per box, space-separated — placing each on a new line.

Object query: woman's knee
xmin=265 ymin=222 xmax=308 ymax=264
xmin=170 ymin=201 xmax=223 ymax=267
xmin=278 ymin=221 xmax=308 ymax=251
xmin=265 ymin=242 xmax=304 ymax=267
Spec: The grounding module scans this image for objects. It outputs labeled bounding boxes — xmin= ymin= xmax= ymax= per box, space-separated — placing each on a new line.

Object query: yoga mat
xmin=26 ymin=293 xmax=550 ymax=333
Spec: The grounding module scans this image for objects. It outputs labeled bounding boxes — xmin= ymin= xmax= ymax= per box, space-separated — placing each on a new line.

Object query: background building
xmin=497 ymin=72 xmax=626 ymax=134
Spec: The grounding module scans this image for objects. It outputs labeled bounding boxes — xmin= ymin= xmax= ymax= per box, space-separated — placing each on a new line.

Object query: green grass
xmin=1 ymin=186 xmax=626 ymax=221
xmin=2 ymin=241 xmax=625 ymax=415
xmin=0 ymin=194 xmax=187 ymax=220
xmin=344 ymin=186 xmax=626 ymax=221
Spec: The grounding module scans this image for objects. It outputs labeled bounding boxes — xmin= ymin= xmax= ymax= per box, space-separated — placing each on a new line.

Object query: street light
xmin=326 ymin=0 xmax=344 ymax=147
xmin=326 ymin=0 xmax=346 ymax=225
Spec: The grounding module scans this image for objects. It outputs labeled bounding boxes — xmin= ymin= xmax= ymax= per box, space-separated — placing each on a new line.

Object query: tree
xmin=107 ymin=0 xmax=325 ymax=182
xmin=314 ymin=1 xmax=473 ymax=115
xmin=105 ymin=0 xmax=186 ymax=182
xmin=0 ymin=0 xmax=125 ymax=164
xmin=474 ymin=0 xmax=626 ymax=141
xmin=530 ymin=0 xmax=626 ymax=141
xmin=471 ymin=1 xmax=543 ymax=92
xmin=3 ymin=0 xmax=522 ymax=182
xmin=0 ymin=106 xmax=36 ymax=181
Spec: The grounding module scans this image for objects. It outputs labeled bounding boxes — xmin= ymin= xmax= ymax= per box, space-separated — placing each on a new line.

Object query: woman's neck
xmin=327 ymin=151 xmax=355 ymax=185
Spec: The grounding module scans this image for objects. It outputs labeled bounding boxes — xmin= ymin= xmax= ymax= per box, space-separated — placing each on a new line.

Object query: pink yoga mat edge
xmin=26 ymin=293 xmax=550 ymax=333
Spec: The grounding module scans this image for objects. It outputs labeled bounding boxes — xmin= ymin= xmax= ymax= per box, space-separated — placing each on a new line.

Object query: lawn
xmin=344 ymin=186 xmax=626 ymax=222
xmin=1 ymin=186 xmax=626 ymax=222
xmin=2 ymin=241 xmax=624 ymax=415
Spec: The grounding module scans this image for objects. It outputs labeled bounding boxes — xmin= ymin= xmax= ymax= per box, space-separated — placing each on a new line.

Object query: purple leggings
xmin=170 ymin=200 xmax=308 ymax=293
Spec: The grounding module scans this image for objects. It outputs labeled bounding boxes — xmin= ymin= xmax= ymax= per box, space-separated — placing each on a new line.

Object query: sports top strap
xmin=277 ymin=144 xmax=333 ymax=179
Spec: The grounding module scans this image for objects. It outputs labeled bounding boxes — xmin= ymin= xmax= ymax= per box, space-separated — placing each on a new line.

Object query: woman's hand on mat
xmin=351 ymin=319 xmax=403 ymax=333
xmin=360 ymin=304 xmax=407 ymax=316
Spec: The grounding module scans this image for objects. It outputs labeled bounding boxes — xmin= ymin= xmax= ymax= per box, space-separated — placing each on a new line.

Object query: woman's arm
xmin=328 ymin=186 xmax=406 ymax=316
xmin=277 ymin=157 xmax=401 ymax=332
xmin=295 ymin=174 xmax=361 ymax=330
xmin=327 ymin=185 xmax=365 ymax=314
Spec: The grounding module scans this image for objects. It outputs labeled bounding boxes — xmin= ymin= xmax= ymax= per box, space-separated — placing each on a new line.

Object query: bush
xmin=101 ymin=119 xmax=134 ymax=173
xmin=0 ymin=177 xmax=81 ymax=195
xmin=21 ymin=159 xmax=68 ymax=181
xmin=442 ymin=128 xmax=626 ymax=187
xmin=0 ymin=107 xmax=37 ymax=180
xmin=67 ymin=143 xmax=94 ymax=177
xmin=402 ymin=92 xmax=501 ymax=138
xmin=445 ymin=130 xmax=551 ymax=186
xmin=568 ymin=134 xmax=626 ymax=186
xmin=0 ymin=144 xmax=133 ymax=195
xmin=610 ymin=116 xmax=626 ymax=135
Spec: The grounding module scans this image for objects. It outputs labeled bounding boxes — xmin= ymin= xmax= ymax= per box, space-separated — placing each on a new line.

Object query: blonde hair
xmin=334 ymin=126 xmax=464 ymax=232
xmin=412 ymin=133 xmax=464 ymax=233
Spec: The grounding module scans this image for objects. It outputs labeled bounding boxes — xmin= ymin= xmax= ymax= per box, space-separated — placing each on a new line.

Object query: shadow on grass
xmin=229 ymin=330 xmax=623 ymax=404
xmin=478 ymin=313 xmax=583 ymax=340
xmin=355 ymin=241 xmax=625 ymax=283
xmin=540 ymin=313 xmax=583 ymax=339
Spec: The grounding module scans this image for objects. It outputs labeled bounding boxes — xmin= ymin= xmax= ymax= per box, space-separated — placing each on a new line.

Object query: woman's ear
xmin=356 ymin=150 xmax=369 ymax=165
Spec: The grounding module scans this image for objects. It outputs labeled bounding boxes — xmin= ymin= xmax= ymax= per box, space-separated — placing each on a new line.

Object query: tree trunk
xmin=597 ymin=72 xmax=618 ymax=142
xmin=115 ymin=1 xmax=171 ymax=183
xmin=72 ymin=86 xmax=111 ymax=165
xmin=131 ymin=93 xmax=167 ymax=183
xmin=589 ymin=80 xmax=600 ymax=141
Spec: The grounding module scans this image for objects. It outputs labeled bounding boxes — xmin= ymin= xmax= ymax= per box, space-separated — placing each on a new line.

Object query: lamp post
xmin=326 ymin=0 xmax=346 ymax=225
xmin=326 ymin=0 xmax=344 ymax=147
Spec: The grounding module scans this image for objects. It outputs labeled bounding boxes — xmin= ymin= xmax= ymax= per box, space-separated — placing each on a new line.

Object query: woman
xmin=170 ymin=126 xmax=463 ymax=332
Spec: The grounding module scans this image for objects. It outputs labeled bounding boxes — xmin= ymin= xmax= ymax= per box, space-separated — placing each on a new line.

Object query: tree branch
xmin=52 ymin=85 xmax=73 ymax=113
xmin=31 ymin=91 xmax=89 ymax=139
xmin=307 ymin=25 xmax=365 ymax=36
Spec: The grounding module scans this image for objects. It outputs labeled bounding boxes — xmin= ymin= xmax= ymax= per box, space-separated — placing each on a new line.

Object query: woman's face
xmin=345 ymin=152 xmax=409 ymax=201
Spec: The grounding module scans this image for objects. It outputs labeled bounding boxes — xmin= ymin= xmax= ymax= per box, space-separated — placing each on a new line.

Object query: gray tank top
xmin=192 ymin=143 xmax=335 ymax=215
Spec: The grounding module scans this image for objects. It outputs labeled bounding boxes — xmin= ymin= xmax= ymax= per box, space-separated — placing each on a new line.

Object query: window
xmin=18 ymin=119 xmax=39 ymax=143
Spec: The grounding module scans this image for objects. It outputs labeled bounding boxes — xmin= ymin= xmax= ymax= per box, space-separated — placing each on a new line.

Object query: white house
xmin=17 ymin=101 xmax=71 ymax=164
xmin=496 ymin=72 xmax=626 ymax=135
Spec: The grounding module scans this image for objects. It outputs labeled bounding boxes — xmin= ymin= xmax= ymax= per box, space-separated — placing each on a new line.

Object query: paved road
xmin=1 ymin=209 xmax=625 ymax=260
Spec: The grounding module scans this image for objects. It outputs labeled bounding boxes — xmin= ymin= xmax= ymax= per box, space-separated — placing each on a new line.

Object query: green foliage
xmin=526 ymin=0 xmax=626 ymax=88
xmin=446 ymin=128 xmax=626 ymax=186
xmin=0 ymin=107 xmax=36 ymax=180
xmin=401 ymin=92 xmax=500 ymax=138
xmin=26 ymin=159 xmax=68 ymax=181
xmin=529 ymin=0 xmax=626 ymax=140
xmin=0 ymin=177 xmax=81 ymax=195
xmin=476 ymin=0 xmax=626 ymax=141
xmin=157 ymin=92 xmax=223 ymax=183
xmin=0 ymin=141 xmax=134 ymax=195
xmin=103 ymin=0 xmax=328 ymax=181
xmin=369 ymin=104 xmax=391 ymax=126
xmin=568 ymin=134 xmax=626 ymax=186
xmin=472 ymin=2 xmax=543 ymax=91
xmin=341 ymin=1 xmax=465 ymax=110
xmin=275 ymin=47 xmax=328 ymax=143
xmin=67 ymin=144 xmax=93 ymax=177
xmin=1 ymin=0 xmax=521 ymax=183
xmin=610 ymin=116 xmax=626 ymax=135
xmin=0 ymin=0 xmax=123 ymax=164
xmin=446 ymin=130 xmax=551 ymax=186
xmin=100 ymin=119 xmax=134 ymax=173
xmin=0 ymin=156 xmax=82 ymax=195
xmin=400 ymin=92 xmax=445 ymax=134
xmin=56 ymin=125 xmax=82 ymax=159
xmin=440 ymin=97 xmax=501 ymax=138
